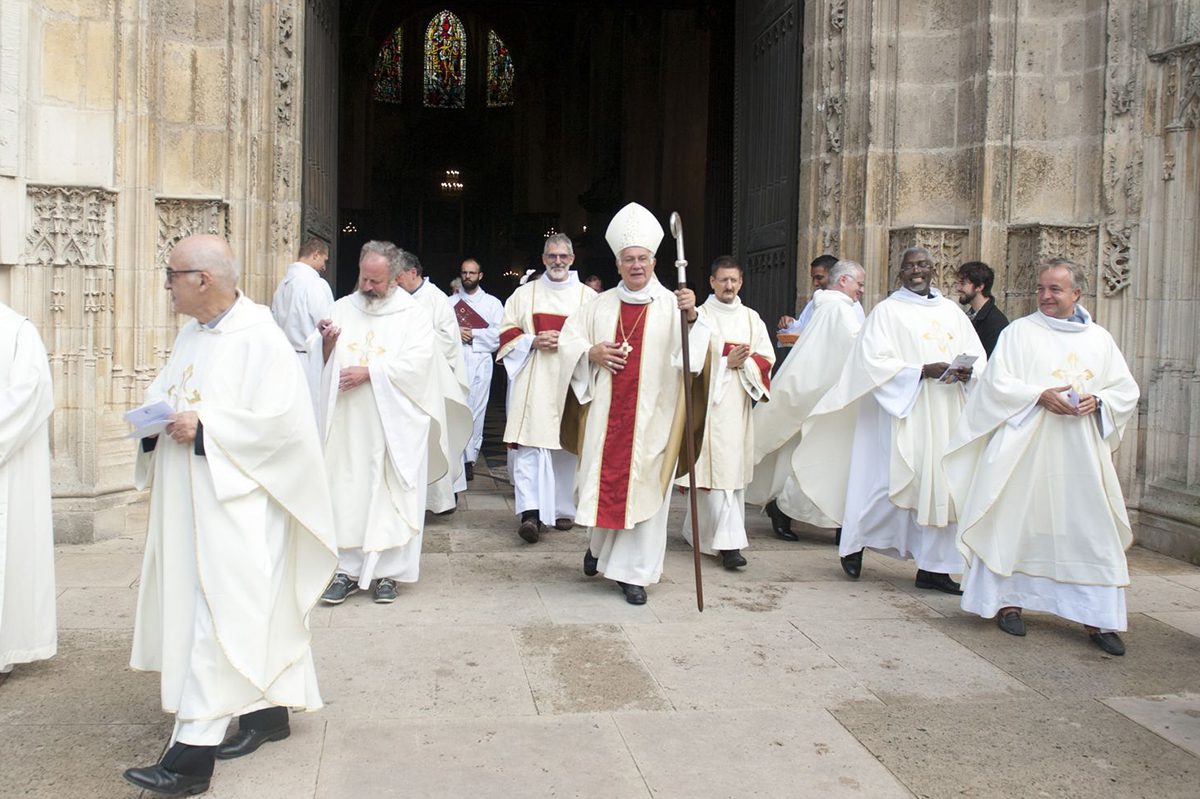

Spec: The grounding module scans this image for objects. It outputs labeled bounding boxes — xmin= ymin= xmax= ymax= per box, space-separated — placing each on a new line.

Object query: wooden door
xmin=302 ymin=0 xmax=339 ymax=286
xmin=734 ymin=0 xmax=802 ymax=327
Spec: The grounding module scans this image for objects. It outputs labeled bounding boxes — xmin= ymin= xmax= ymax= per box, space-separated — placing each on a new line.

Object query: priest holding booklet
xmin=793 ymin=246 xmax=985 ymax=590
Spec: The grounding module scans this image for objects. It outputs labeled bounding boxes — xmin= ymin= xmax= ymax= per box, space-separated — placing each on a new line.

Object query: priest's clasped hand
xmin=533 ymin=330 xmax=560 ymax=352
xmin=726 ymin=344 xmax=750 ymax=369
xmin=164 ymin=411 xmax=199 ymax=445
xmin=338 ymin=366 xmax=370 ymax=392
xmin=1038 ymin=385 xmax=1098 ymax=416
xmin=674 ymin=288 xmax=698 ymax=323
xmin=589 ymin=342 xmax=628 ymax=374
xmin=921 ymin=361 xmax=972 ymax=382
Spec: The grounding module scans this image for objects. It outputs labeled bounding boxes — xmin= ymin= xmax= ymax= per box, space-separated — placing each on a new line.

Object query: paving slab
xmin=615 ymin=708 xmax=913 ymax=798
xmin=623 ymin=618 xmax=878 ymax=712
xmin=315 ymin=715 xmax=651 ymax=798
xmin=1127 ymin=546 xmax=1200 ymax=577
xmin=1124 ymin=574 xmax=1200 ymax=613
xmin=0 ymin=629 xmax=162 ymax=725
xmin=650 ymin=579 xmax=943 ymax=624
xmin=799 ymin=618 xmax=1035 ymax=704
xmin=1102 ymin=692 xmax=1200 ymax=758
xmin=536 ymin=581 xmax=668 ymax=624
xmin=54 ymin=549 xmax=143 ymax=588
xmin=931 ymin=614 xmax=1200 ymax=699
xmin=833 ymin=698 xmax=1200 ymax=799
xmin=0 ymin=723 xmax=166 ymax=798
xmin=1145 ymin=610 xmax=1200 ymax=638
xmin=514 ymin=623 xmax=672 ymax=713
xmin=324 ymin=580 xmax=549 ymax=627
xmin=1163 ymin=572 xmax=1200 ymax=589
xmin=56 ymin=586 xmax=139 ymax=630
xmin=312 ymin=625 xmax=537 ymax=720
xmin=449 ymin=549 xmax=593 ymax=585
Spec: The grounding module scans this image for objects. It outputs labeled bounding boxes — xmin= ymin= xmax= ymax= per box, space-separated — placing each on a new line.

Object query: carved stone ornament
xmin=155 ymin=198 xmax=230 ymax=269
xmin=25 ymin=186 xmax=116 ymax=269
xmin=1149 ymin=40 xmax=1200 ymax=131
xmin=1102 ymin=224 xmax=1134 ymax=296
xmin=1004 ymin=224 xmax=1098 ymax=317
xmin=887 ymin=225 xmax=969 ymax=293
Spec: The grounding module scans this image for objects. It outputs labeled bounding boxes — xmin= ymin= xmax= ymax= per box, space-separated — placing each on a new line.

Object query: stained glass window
xmin=486 ymin=30 xmax=515 ymax=107
xmin=372 ymin=27 xmax=403 ymax=104
xmin=423 ymin=11 xmax=466 ymax=109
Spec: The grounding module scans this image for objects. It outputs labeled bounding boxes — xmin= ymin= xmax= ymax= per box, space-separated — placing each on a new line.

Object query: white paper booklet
xmin=937 ymin=353 xmax=979 ymax=384
xmin=124 ymin=400 xmax=175 ymax=439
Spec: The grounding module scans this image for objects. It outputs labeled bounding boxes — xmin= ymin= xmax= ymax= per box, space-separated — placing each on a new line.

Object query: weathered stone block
xmin=894 ymin=85 xmax=959 ymax=150
xmin=40 ymin=19 xmax=82 ymax=103
xmin=31 ymin=106 xmax=114 ymax=185
xmin=1011 ymin=144 xmax=1082 ymax=219
xmin=893 ymin=150 xmax=974 ymax=224
xmin=157 ymin=0 xmax=197 ymax=39
xmin=83 ymin=19 xmax=114 ymax=108
xmin=192 ymin=46 xmax=227 ymax=126
xmin=159 ymin=40 xmax=194 ymax=124
xmin=40 ymin=0 xmax=114 ymax=16
xmin=193 ymin=0 xmax=228 ymax=41
xmin=159 ymin=127 xmax=196 ymax=194
xmin=896 ymin=32 xmax=961 ymax=87
xmin=194 ymin=129 xmax=226 ymax=194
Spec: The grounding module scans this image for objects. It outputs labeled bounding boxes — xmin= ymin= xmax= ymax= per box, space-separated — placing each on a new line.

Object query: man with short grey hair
xmin=317 ymin=241 xmax=468 ymax=606
xmin=947 ymin=258 xmax=1139 ymax=655
xmin=751 ymin=259 xmax=866 ymax=543
xmin=125 ymin=234 xmax=338 ymax=795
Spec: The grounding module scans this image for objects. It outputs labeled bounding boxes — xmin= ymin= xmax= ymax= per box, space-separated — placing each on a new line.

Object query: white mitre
xmin=606 ymin=202 xmax=664 ymax=257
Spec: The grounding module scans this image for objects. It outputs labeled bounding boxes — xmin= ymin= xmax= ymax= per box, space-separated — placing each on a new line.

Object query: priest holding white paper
xmin=0 ymin=302 xmax=55 ymax=682
xmin=946 ymin=259 xmax=1140 ymax=655
xmin=125 ymin=235 xmax=338 ymax=796
xmin=317 ymin=242 xmax=470 ymax=606
xmin=557 ymin=202 xmax=710 ymax=605
xmin=448 ymin=258 xmax=503 ymax=480
xmin=675 ymin=255 xmax=774 ymax=569
xmin=797 ymin=247 xmax=985 ymax=591
xmin=748 ymin=260 xmax=867 ymax=541
xmin=498 ymin=233 xmax=595 ymax=543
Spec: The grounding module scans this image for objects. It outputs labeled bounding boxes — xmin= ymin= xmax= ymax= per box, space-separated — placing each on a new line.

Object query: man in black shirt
xmin=955 ymin=261 xmax=1009 ymax=356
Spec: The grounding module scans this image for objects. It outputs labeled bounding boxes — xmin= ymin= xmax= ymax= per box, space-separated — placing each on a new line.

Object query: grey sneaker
xmin=373 ymin=577 xmax=399 ymax=604
xmin=320 ymin=573 xmax=359 ymax=605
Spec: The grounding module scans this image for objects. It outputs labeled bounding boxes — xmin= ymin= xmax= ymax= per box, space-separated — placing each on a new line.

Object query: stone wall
xmin=0 ymin=0 xmax=306 ymax=542
xmin=799 ymin=0 xmax=1200 ymax=561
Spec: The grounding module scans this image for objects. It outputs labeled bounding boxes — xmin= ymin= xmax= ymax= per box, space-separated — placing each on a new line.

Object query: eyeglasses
xmin=899 ymin=260 xmax=931 ymax=272
xmin=545 ymin=253 xmax=572 ymax=261
xmin=164 ymin=268 xmax=204 ymax=281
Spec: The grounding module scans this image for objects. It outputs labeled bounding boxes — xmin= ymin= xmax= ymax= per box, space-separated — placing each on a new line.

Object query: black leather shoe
xmin=618 ymin=582 xmax=647 ymax=605
xmin=914 ymin=570 xmax=963 ymax=595
xmin=122 ymin=765 xmax=210 ymax=796
xmin=996 ymin=609 xmax=1026 ymax=637
xmin=1089 ymin=631 xmax=1126 ymax=656
xmin=554 ymin=518 xmax=575 ymax=531
xmin=464 ymin=461 xmax=474 ymax=481
xmin=766 ymin=501 xmax=798 ymax=541
xmin=583 ymin=549 xmax=598 ymax=576
xmin=840 ymin=549 xmax=863 ymax=579
xmin=215 ymin=725 xmax=290 ymax=760
xmin=518 ymin=511 xmax=540 ymax=543
xmin=124 ymin=742 xmax=214 ymax=796
xmin=721 ymin=549 xmax=747 ymax=570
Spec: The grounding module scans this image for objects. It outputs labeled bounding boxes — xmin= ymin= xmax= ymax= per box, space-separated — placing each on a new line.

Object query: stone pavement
xmin=4 ymin=452 xmax=1200 ymax=798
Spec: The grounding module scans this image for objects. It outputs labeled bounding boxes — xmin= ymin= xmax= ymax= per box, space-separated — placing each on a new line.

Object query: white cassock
xmin=411 ymin=278 xmax=471 ymax=512
xmin=0 ymin=304 xmax=55 ymax=673
xmin=676 ymin=295 xmax=773 ymax=554
xmin=317 ymin=290 xmax=470 ymax=587
xmin=131 ymin=295 xmax=338 ymax=746
xmin=270 ymin=261 xmax=334 ymax=411
xmin=796 ymin=287 xmax=986 ymax=573
xmin=448 ymin=288 xmax=503 ymax=464
xmin=945 ymin=307 xmax=1140 ymax=630
xmin=747 ymin=289 xmax=863 ymax=528
xmin=497 ymin=272 xmax=595 ymax=525
xmin=558 ymin=278 xmax=710 ymax=587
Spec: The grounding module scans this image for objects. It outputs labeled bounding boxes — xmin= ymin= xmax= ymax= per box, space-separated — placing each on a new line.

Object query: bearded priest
xmin=557 ymin=202 xmax=711 ymax=605
xmin=946 ymin=258 xmax=1140 ymax=655
xmin=675 ymin=255 xmax=774 ymax=569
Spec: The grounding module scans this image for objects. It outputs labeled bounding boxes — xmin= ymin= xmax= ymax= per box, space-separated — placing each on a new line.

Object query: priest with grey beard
xmin=314 ymin=241 xmax=468 ymax=606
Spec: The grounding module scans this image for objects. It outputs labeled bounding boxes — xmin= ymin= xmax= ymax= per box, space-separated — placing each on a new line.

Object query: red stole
xmin=595 ymin=301 xmax=648 ymax=529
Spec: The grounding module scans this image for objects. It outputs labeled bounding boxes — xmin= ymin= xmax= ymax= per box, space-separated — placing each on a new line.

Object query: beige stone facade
xmin=0 ymin=0 xmax=304 ymax=541
xmin=0 ymin=0 xmax=1196 ymax=557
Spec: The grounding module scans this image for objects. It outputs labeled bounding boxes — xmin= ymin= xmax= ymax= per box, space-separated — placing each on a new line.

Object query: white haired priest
xmin=945 ymin=258 xmax=1140 ymax=655
xmin=557 ymin=202 xmax=710 ymax=605
xmin=676 ymin=255 xmax=774 ymax=570
xmin=748 ymin=260 xmax=867 ymax=543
